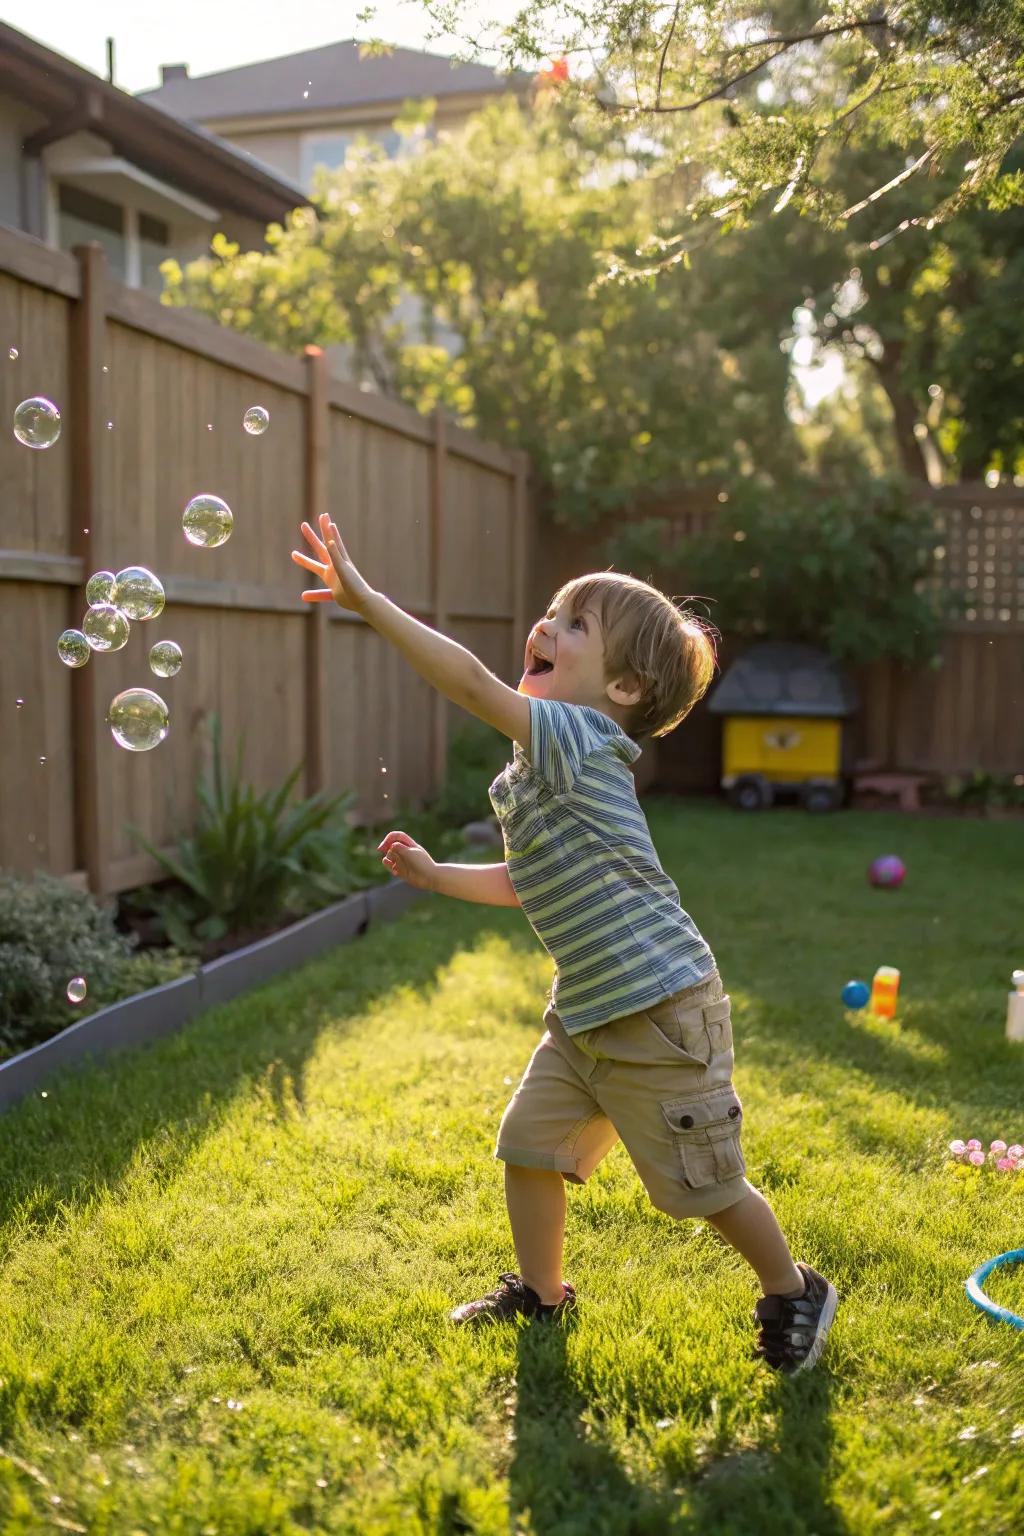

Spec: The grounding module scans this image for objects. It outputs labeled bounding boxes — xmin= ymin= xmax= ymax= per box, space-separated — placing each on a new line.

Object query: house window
xmin=57 ymin=184 xmax=126 ymax=278
xmin=139 ymin=212 xmax=170 ymax=292
xmin=301 ymin=126 xmax=404 ymax=183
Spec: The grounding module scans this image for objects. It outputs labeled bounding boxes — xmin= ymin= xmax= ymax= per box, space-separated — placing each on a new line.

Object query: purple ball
xmin=869 ymin=855 xmax=906 ymax=889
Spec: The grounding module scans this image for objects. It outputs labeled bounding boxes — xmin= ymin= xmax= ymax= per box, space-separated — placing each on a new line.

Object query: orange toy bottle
xmin=870 ymin=966 xmax=900 ymax=1019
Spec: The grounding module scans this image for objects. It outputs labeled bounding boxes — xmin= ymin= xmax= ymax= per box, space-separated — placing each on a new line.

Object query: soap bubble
xmin=107 ymin=687 xmax=170 ymax=751
xmin=149 ymin=639 xmax=182 ymax=677
xmin=57 ymin=628 xmax=90 ymax=668
xmin=243 ymin=405 xmax=270 ymax=435
xmin=85 ymin=569 xmax=117 ymax=606
xmin=183 ymin=494 xmax=233 ymax=548
xmin=113 ymin=566 xmax=165 ymax=621
xmin=66 ymin=976 xmax=87 ymax=1004
xmin=13 ymin=396 xmax=61 ymax=449
xmin=84 ymin=604 xmax=130 ymax=652
xmin=8 ymin=347 xmax=18 ymax=360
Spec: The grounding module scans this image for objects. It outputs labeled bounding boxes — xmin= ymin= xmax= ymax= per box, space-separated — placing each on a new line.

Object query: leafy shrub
xmin=129 ymin=715 xmax=357 ymax=952
xmin=941 ymin=771 xmax=1024 ymax=810
xmin=604 ymin=477 xmax=960 ymax=669
xmin=432 ymin=720 xmax=510 ymax=828
xmin=0 ymin=872 xmax=130 ymax=1058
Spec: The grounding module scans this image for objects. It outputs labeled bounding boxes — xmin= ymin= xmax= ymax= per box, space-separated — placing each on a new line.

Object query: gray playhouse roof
xmin=707 ymin=643 xmax=858 ymax=718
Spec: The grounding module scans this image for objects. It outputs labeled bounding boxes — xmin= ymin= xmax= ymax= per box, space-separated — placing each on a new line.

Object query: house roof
xmin=137 ymin=39 xmax=533 ymax=123
xmin=707 ymin=643 xmax=858 ymax=719
xmin=0 ymin=22 xmax=308 ymax=222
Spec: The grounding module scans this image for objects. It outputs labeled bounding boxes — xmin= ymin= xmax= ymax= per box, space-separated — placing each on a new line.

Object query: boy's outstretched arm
xmin=292 ymin=514 xmax=531 ymax=745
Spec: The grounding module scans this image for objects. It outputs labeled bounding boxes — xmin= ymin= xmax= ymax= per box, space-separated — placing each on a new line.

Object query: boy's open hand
xmin=377 ymin=830 xmax=438 ymax=892
xmin=291 ymin=513 xmax=375 ymax=614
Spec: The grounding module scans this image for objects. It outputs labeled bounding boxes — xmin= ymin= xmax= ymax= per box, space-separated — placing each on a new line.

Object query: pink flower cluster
xmin=949 ymin=1137 xmax=1024 ymax=1173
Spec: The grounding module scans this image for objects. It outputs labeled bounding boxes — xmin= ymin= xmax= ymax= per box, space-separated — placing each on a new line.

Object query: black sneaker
xmin=449 ymin=1272 xmax=577 ymax=1327
xmin=753 ymin=1261 xmax=838 ymax=1374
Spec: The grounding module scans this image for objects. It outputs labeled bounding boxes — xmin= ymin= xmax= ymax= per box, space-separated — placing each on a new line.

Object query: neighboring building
xmin=137 ymin=39 xmax=534 ymax=191
xmin=0 ymin=22 xmax=308 ymax=292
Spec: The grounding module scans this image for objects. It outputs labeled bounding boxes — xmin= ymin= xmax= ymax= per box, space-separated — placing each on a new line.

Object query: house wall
xmin=215 ymin=129 xmax=303 ymax=184
xmin=0 ymin=93 xmax=46 ymax=230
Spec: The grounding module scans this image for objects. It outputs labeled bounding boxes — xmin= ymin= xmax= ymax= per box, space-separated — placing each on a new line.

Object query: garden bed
xmin=0 ymin=881 xmax=425 ymax=1112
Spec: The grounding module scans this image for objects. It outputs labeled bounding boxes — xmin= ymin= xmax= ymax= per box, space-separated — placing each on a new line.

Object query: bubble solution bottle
xmin=1007 ymin=969 xmax=1024 ymax=1044
xmin=870 ymin=965 xmax=900 ymax=1020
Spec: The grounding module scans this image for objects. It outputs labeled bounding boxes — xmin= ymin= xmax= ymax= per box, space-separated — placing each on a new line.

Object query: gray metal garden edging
xmin=0 ymin=880 xmax=427 ymax=1113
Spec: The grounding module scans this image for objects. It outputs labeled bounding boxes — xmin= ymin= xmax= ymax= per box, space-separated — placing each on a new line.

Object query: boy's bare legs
xmin=705 ymin=1186 xmax=804 ymax=1298
xmin=504 ymin=1164 xmax=568 ymax=1305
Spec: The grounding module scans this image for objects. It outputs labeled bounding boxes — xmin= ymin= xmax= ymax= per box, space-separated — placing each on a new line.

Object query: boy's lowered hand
xmin=377 ymin=830 xmax=439 ymax=892
xmin=292 ymin=513 xmax=375 ymax=614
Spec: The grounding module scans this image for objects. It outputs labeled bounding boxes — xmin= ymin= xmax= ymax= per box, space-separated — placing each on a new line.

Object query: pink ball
xmin=869 ymin=854 xmax=906 ymax=889
xmin=968 ymin=1149 xmax=985 ymax=1166
xmin=990 ymin=1139 xmax=1007 ymax=1154
xmin=949 ymin=1139 xmax=966 ymax=1156
xmin=966 ymin=1138 xmax=982 ymax=1151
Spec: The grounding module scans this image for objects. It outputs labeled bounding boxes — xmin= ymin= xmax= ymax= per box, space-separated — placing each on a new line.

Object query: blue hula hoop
xmin=965 ymin=1248 xmax=1024 ymax=1330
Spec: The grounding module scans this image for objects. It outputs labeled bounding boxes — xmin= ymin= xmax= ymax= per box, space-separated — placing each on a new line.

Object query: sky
xmin=0 ymin=0 xmax=508 ymax=92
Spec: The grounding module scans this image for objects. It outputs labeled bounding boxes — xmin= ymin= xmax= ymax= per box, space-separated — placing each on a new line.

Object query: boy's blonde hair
xmin=548 ymin=570 xmax=718 ymax=741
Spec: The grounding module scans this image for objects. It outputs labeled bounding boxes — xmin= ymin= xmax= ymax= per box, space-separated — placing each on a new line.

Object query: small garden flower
xmin=948 ymin=1134 xmax=1022 ymax=1173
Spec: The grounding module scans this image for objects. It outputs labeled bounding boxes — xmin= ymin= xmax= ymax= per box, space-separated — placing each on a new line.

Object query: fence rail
xmin=1 ymin=229 xmax=533 ymax=896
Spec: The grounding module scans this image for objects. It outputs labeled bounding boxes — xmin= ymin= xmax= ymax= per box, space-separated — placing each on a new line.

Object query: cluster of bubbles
xmin=55 ymin=565 xmax=175 ymax=751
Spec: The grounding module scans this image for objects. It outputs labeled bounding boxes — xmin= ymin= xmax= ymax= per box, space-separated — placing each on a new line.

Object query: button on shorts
xmin=494 ymin=970 xmax=750 ymax=1219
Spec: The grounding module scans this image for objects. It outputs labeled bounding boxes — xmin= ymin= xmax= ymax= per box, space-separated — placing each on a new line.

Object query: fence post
xmin=303 ymin=345 xmax=329 ymax=796
xmin=70 ymin=243 xmax=108 ymax=896
xmin=511 ymin=449 xmax=532 ymax=683
xmin=430 ymin=408 xmax=448 ymax=797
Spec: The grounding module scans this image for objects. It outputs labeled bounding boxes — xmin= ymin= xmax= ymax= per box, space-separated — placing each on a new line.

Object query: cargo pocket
xmin=659 ymin=1084 xmax=746 ymax=1188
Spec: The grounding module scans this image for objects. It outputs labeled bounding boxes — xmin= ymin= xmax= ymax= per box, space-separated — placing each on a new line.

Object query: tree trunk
xmin=871 ymin=343 xmax=932 ymax=482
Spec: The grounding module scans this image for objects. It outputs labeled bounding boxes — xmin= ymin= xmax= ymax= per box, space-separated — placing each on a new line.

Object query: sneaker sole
xmin=792 ymin=1281 xmax=838 ymax=1373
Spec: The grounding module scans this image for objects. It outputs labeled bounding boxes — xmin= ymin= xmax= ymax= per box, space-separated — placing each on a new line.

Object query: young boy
xmin=293 ymin=512 xmax=838 ymax=1374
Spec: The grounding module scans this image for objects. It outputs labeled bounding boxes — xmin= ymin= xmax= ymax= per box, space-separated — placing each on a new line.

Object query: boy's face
xmin=518 ymin=595 xmax=644 ymax=727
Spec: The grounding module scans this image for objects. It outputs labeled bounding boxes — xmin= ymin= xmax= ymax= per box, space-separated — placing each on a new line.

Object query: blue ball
xmin=842 ymin=980 xmax=870 ymax=1010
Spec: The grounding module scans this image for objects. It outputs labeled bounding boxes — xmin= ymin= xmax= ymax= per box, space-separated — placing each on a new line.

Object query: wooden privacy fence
xmin=535 ymin=487 xmax=1024 ymax=791
xmin=0 ymin=230 xmax=532 ymax=897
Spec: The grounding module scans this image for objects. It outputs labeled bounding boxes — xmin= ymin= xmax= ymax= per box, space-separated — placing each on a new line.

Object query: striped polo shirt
xmin=488 ymin=694 xmax=716 ymax=1035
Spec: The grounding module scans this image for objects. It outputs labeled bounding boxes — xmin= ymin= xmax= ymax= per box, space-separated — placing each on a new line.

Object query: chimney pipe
xmin=106 ymin=37 xmax=115 ymax=86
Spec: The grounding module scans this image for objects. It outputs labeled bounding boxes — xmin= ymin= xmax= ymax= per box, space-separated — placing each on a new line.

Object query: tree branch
xmin=655 ymin=2 xmax=681 ymax=110
xmin=726 ymin=16 xmax=894 ymax=56
xmin=841 ymin=145 xmax=937 ymax=218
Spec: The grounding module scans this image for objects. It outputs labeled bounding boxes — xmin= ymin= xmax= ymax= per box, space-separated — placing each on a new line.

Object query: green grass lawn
xmin=1 ymin=802 xmax=1022 ymax=1535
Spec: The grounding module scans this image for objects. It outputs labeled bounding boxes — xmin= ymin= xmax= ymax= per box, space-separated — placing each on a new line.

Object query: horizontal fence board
xmin=0 ymin=226 xmax=79 ymax=298
xmin=107 ymin=286 xmax=307 ymax=394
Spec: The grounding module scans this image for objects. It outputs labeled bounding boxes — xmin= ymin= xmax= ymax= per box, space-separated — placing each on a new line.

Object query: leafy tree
xmin=406 ymin=1 xmax=1024 ymax=229
xmin=164 ymin=98 xmax=808 ymax=520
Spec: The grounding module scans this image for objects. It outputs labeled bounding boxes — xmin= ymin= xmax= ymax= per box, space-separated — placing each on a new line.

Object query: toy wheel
xmin=728 ymin=774 xmax=774 ymax=811
xmin=800 ymin=779 xmax=842 ymax=813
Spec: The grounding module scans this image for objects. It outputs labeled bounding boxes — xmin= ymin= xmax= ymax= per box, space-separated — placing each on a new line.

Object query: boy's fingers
xmin=300 ymin=589 xmax=335 ymax=601
xmin=300 ymin=520 xmax=330 ymax=559
xmin=291 ymin=550 xmax=328 ymax=575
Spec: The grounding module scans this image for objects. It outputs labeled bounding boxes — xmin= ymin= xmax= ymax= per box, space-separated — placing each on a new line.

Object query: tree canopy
xmin=403 ymin=1 xmax=1024 ymax=235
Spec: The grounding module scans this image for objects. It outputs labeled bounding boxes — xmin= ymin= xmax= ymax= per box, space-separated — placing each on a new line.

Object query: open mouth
xmin=526 ymin=658 xmax=554 ymax=676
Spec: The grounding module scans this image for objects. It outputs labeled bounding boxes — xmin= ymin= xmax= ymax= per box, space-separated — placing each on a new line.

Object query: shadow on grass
xmin=505 ymin=1319 xmax=844 ymax=1536
xmin=0 ymin=900 xmax=515 ymax=1244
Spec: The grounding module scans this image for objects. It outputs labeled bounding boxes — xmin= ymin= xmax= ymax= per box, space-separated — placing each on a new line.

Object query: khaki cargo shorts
xmin=494 ymin=970 xmax=750 ymax=1219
